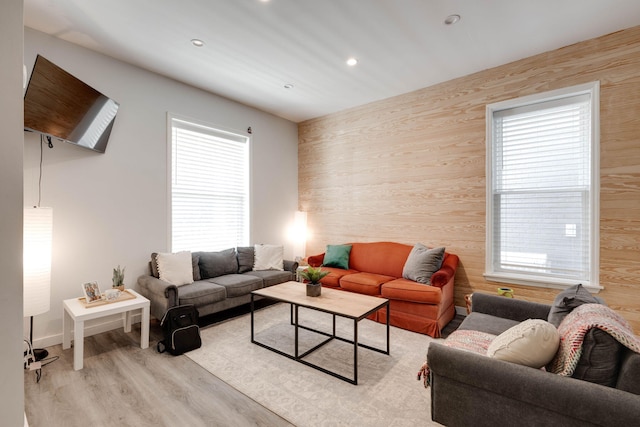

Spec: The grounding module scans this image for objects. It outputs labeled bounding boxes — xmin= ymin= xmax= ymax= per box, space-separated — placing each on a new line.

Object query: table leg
xmin=73 ymin=320 xmax=84 ymax=370
xmin=62 ymin=306 xmax=71 ymax=350
xmin=250 ymin=294 xmax=255 ymax=343
xmin=353 ymin=319 xmax=358 ymax=385
xmin=294 ymin=304 xmax=299 ymax=358
xmin=141 ymin=305 xmax=150 ymax=349
xmin=124 ymin=311 xmax=132 ymax=333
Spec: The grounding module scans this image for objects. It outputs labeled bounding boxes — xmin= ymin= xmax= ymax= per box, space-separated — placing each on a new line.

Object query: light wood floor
xmin=24 ymin=313 xmax=293 ymax=427
xmin=25 ymin=304 xmax=464 ymax=427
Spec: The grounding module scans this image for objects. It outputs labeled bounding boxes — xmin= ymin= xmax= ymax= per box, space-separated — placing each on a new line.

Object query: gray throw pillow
xmin=571 ymin=328 xmax=623 ymax=387
xmin=196 ymin=248 xmax=238 ymax=279
xmin=236 ymin=246 xmax=255 ymax=274
xmin=548 ymin=284 xmax=599 ymax=327
xmin=402 ymin=244 xmax=445 ymax=285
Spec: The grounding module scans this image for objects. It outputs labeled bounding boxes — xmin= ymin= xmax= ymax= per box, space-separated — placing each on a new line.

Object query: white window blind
xmin=486 ymin=82 xmax=599 ymax=289
xmin=170 ymin=117 xmax=249 ymax=252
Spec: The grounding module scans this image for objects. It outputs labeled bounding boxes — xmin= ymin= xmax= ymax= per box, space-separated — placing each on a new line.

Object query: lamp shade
xmin=293 ymin=210 xmax=308 ymax=258
xmin=23 ymin=207 xmax=52 ymax=317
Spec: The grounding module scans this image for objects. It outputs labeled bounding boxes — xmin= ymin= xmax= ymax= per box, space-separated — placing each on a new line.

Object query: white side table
xmin=62 ymin=289 xmax=150 ymax=370
xmin=296 ymin=265 xmax=309 ymax=282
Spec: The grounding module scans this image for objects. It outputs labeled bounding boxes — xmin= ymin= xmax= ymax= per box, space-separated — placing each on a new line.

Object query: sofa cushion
xmin=318 ymin=267 xmax=358 ymax=287
xmin=487 ymin=319 xmax=560 ymax=368
xmin=197 ymin=248 xmax=238 ymax=279
xmin=548 ymin=283 xmax=599 ymax=327
xmin=156 ymin=251 xmax=194 ymax=286
xmin=402 ymin=244 xmax=445 ymax=285
xmin=177 ymin=280 xmax=226 ymax=306
xmin=339 ymin=272 xmax=394 ymax=296
xmin=616 ymin=350 xmax=640 ymax=395
xmin=151 ymin=252 xmax=200 ymax=281
xmin=322 ymin=244 xmax=352 ymax=269
xmin=209 ymin=274 xmax=263 ymax=298
xmin=254 ymin=244 xmax=284 ymax=271
xmin=349 ymin=242 xmax=413 ymax=278
xmin=572 ymin=328 xmax=623 ymax=387
xmin=245 ymin=270 xmax=293 ymax=288
xmin=381 ymin=278 xmax=442 ymax=304
xmin=458 ymin=312 xmax=520 ymax=336
xmin=236 ymin=246 xmax=254 ymax=273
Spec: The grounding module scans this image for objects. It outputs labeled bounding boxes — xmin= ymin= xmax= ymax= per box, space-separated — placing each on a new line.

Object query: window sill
xmin=483 ymin=272 xmax=603 ymax=293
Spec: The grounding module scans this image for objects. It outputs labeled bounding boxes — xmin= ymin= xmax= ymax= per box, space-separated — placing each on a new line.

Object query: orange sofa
xmin=307 ymin=242 xmax=459 ymax=337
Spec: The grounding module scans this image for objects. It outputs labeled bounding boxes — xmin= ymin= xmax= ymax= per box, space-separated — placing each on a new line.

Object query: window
xmin=485 ymin=82 xmax=600 ymax=290
xmin=169 ymin=115 xmax=250 ymax=252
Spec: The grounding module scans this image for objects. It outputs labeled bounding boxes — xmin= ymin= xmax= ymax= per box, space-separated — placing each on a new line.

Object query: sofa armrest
xmin=470 ymin=292 xmax=551 ymax=321
xmin=283 ymin=259 xmax=299 ymax=273
xmin=430 ymin=252 xmax=459 ymax=288
xmin=137 ymin=275 xmax=178 ymax=320
xmin=307 ymin=253 xmax=324 ymax=267
xmin=428 ymin=342 xmax=640 ymax=426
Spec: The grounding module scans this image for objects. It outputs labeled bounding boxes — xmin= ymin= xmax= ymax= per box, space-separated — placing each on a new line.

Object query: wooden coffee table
xmin=251 ymin=281 xmax=389 ymax=385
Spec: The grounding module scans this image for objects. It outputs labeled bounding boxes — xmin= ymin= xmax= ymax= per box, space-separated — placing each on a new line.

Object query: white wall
xmin=24 ymin=28 xmax=299 ymax=348
xmin=1 ymin=1 xmax=25 ymax=425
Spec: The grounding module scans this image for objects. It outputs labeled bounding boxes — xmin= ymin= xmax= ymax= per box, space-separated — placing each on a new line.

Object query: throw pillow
xmin=487 ymin=319 xmax=560 ymax=368
xmin=571 ymin=328 xmax=623 ymax=387
xmin=236 ymin=246 xmax=255 ymax=273
xmin=156 ymin=251 xmax=194 ymax=286
xmin=322 ymin=244 xmax=352 ymax=270
xmin=196 ymin=248 xmax=238 ymax=279
xmin=151 ymin=252 xmax=200 ymax=280
xmin=548 ymin=284 xmax=599 ymax=327
xmin=253 ymin=244 xmax=284 ymax=271
xmin=402 ymin=244 xmax=445 ymax=285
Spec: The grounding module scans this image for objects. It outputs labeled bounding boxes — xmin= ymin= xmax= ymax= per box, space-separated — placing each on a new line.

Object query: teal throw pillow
xmin=322 ymin=244 xmax=352 ymax=270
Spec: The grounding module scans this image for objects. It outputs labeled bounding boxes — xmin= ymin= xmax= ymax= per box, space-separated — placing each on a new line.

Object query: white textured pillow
xmin=487 ymin=319 xmax=560 ymax=368
xmin=253 ymin=244 xmax=284 ymax=271
xmin=156 ymin=251 xmax=194 ymax=286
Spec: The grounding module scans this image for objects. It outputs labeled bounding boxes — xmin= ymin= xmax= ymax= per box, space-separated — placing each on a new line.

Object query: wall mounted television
xmin=24 ymin=55 xmax=119 ymax=153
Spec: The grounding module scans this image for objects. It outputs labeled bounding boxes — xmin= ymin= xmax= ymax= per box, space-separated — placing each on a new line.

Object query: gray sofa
xmin=428 ymin=292 xmax=640 ymax=427
xmin=137 ymin=247 xmax=298 ymax=321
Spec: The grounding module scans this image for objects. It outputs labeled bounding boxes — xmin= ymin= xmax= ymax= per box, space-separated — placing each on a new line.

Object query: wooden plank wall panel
xmin=298 ymin=26 xmax=640 ymax=332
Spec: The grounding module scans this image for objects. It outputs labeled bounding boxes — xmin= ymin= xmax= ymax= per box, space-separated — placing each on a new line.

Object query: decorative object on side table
xmin=82 ymin=281 xmax=103 ymax=304
xmin=497 ymin=287 xmax=514 ymax=298
xmin=112 ymin=265 xmax=125 ymax=291
xmin=300 ymin=266 xmax=329 ymax=297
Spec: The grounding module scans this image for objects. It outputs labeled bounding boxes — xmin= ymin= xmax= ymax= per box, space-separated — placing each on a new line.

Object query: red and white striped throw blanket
xmin=417 ymin=329 xmax=495 ymax=387
xmin=548 ymin=303 xmax=640 ymax=376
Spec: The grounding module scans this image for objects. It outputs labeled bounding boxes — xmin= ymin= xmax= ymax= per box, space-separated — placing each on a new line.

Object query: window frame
xmin=167 ymin=113 xmax=251 ymax=252
xmin=484 ymin=82 xmax=601 ymax=291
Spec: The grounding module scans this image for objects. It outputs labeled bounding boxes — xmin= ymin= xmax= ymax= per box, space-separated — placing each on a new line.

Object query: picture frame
xmin=82 ymin=281 xmax=103 ymax=304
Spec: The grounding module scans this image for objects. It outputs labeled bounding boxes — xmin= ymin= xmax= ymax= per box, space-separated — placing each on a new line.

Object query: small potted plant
xmin=112 ymin=265 xmax=125 ymax=291
xmin=300 ymin=266 xmax=329 ymax=297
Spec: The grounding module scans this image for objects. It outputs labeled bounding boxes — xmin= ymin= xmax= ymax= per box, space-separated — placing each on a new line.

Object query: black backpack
xmin=157 ymin=304 xmax=202 ymax=355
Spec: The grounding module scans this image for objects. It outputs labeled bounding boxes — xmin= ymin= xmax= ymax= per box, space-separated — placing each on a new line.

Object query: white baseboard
xmin=32 ymin=312 xmax=144 ymax=349
xmin=455 ymin=304 xmax=467 ymax=317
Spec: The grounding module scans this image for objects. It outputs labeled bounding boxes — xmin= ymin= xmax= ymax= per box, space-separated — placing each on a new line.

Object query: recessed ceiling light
xmin=284 ymin=83 xmax=294 ymax=89
xmin=346 ymin=57 xmax=358 ymax=66
xmin=191 ymin=39 xmax=205 ymax=47
xmin=444 ymin=14 xmax=461 ymax=25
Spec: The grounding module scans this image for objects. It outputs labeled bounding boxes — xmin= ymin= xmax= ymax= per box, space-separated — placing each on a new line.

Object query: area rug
xmin=186 ymin=303 xmax=438 ymax=426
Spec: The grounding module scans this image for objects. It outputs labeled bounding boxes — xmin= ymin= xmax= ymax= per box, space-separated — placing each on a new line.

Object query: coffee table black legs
xmin=251 ymin=294 xmax=390 ymax=385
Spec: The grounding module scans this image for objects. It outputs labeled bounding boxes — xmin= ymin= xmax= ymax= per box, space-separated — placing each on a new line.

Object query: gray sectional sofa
xmin=137 ymin=247 xmax=297 ymax=321
xmin=428 ymin=292 xmax=640 ymax=426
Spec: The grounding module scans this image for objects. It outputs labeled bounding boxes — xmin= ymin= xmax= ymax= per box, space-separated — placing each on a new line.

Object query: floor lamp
xmin=24 ymin=206 xmax=52 ymax=361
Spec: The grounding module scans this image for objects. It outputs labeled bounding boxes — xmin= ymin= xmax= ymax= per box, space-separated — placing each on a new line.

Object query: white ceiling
xmin=23 ymin=0 xmax=640 ymax=123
